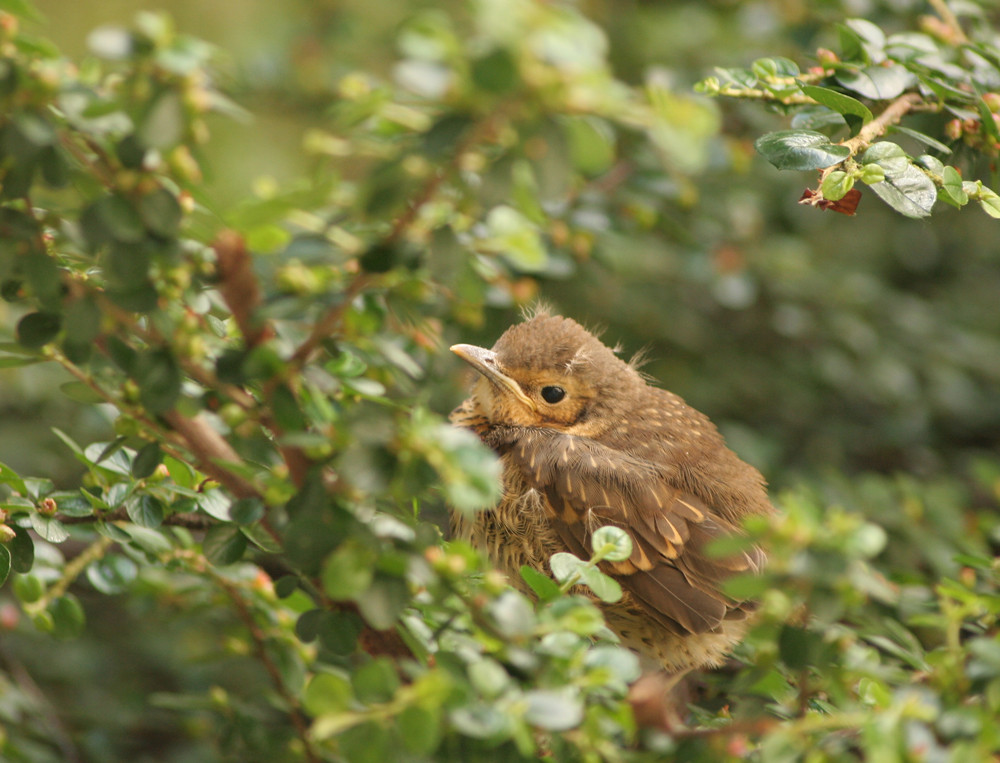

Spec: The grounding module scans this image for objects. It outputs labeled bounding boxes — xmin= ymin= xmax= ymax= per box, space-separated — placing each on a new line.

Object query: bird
xmin=449 ymin=309 xmax=774 ymax=675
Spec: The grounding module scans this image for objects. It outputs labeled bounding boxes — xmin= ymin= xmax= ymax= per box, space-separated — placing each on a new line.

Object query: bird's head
xmin=451 ymin=312 xmax=644 ymax=435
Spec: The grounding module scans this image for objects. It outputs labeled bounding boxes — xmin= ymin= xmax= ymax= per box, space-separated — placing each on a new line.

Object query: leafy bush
xmin=0 ymin=1 xmax=997 ymax=761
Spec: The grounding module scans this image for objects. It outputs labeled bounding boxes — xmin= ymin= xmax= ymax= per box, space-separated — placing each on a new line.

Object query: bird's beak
xmin=451 ymin=344 xmax=537 ymax=411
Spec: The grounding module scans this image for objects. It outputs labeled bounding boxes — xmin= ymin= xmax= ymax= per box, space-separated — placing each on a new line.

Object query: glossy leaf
xmin=16 ymin=312 xmax=61 ymax=349
xmin=134 ymin=349 xmax=181 ymax=414
xmin=799 ymin=85 xmax=872 ymax=134
xmin=126 ymin=494 xmax=164 ymax=528
xmin=836 ymin=65 xmax=915 ymax=100
xmin=30 ymin=513 xmax=68 ymax=543
xmin=202 ymin=525 xmax=247 ymax=566
xmin=754 ymin=130 xmax=850 ymax=170
xmin=131 ymin=442 xmax=162 ymax=479
xmin=49 ymin=594 xmax=86 ymax=639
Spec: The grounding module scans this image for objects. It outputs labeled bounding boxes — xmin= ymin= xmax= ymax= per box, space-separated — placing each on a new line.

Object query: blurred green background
xmin=16 ymin=0 xmax=1000 ymax=487
xmin=2 ymin=1 xmax=999 ymax=760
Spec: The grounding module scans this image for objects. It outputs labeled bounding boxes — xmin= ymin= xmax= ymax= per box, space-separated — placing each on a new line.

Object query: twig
xmin=840 ymin=92 xmax=924 ymax=155
xmin=193 ymin=555 xmax=321 ymax=763
xmin=162 ymin=411 xmax=259 ymax=499
xmin=928 ymin=0 xmax=968 ymax=44
xmin=58 ymin=508 xmax=215 ymax=530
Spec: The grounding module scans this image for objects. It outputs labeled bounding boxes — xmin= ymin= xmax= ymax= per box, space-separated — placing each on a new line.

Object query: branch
xmin=840 ymin=92 xmax=924 ymax=155
xmin=58 ymin=508 xmax=215 ymax=530
xmin=928 ymin=0 xmax=968 ymax=44
xmin=162 ymin=411 xmax=259 ymax=499
xmin=188 ymin=553 xmax=321 ymax=763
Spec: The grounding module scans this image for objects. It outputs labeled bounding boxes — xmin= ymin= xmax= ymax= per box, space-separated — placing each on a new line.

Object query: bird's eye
xmin=540 ymin=386 xmax=566 ymax=404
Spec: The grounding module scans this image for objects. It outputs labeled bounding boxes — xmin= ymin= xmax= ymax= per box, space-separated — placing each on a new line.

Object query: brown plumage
xmin=450 ymin=310 xmax=774 ymax=673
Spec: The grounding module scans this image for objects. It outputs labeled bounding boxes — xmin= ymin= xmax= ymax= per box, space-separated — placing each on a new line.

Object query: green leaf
xmin=86 ymin=554 xmax=138 ymax=594
xmin=398 ymin=705 xmax=442 ymax=755
xmin=58 ymin=381 xmax=105 ymax=404
xmin=202 ymin=525 xmax=247 ymax=566
xmin=821 ymin=170 xmax=855 ymax=201
xmin=779 ymin=624 xmax=826 ymax=670
xmin=450 ymin=704 xmax=510 ymax=739
xmin=550 ymin=551 xmax=587 ymax=585
xmin=228 ymin=496 xmax=264 ymax=525
xmin=836 ymin=65 xmax=915 ymax=100
xmin=81 ymin=194 xmax=145 ymax=248
xmin=487 ymin=590 xmax=536 ymax=638
xmin=751 ymin=56 xmax=800 ymax=78
xmin=578 ymin=566 xmax=623 ymax=603
xmin=355 ymin=574 xmax=408 ymax=630
xmin=134 ymin=349 xmax=181 ymax=414
xmin=584 ymin=645 xmax=641 ymax=683
xmin=867 ymin=163 xmax=936 ymax=218
xmin=471 ymin=48 xmax=518 ymax=94
xmin=351 ymin=658 xmax=400 ymax=704
xmin=321 ymin=539 xmax=375 ymax=600
xmin=977 ymin=94 xmax=1000 ymax=144
xmin=54 ymin=492 xmax=93 ymax=518
xmin=564 ymin=116 xmax=615 ymax=176
xmin=0 ymin=461 xmax=27 ymax=495
xmin=468 ymin=659 xmax=511 ymax=697
xmin=0 ymin=354 xmax=43 ymax=368
xmin=317 ymin=610 xmax=364 ymax=655
xmin=858 ymin=163 xmax=886 ymax=185
xmin=63 ymin=296 xmax=101 ymax=352
xmin=272 ymin=384 xmax=307 ymax=432
xmin=13 ymin=572 xmax=43 ymax=602
xmin=940 ymin=166 xmax=969 ymax=207
xmin=339 ymin=721 xmax=389 ymax=763
xmin=861 ymin=142 xmax=936 ymax=218
xmin=138 ymin=91 xmax=184 ymax=149
xmin=523 ymin=689 xmax=583 ymax=731
xmin=9 ymin=526 xmax=34 ymax=572
xmin=131 ymin=441 xmax=162 ymax=479
xmin=975 ymin=183 xmax=1000 ymax=218
xmin=240 ymin=523 xmax=282 ymax=552
xmin=483 ymin=205 xmax=548 ymax=272
xmin=519 ymin=564 xmax=561 ymax=601
xmin=30 ymin=513 xmax=68 ymax=543
xmin=791 ymin=105 xmax=849 ymax=131
xmin=126 ymin=494 xmax=164 ymax=528
xmin=889 ymin=125 xmax=951 ymax=154
xmin=16 ymin=311 xmax=60 ymax=349
xmin=754 ymin=130 xmax=850 ymax=171
xmin=0 ymin=544 xmax=10 ymax=587
xmin=591 ymin=525 xmax=632 ymax=562
xmin=49 ymin=593 xmax=85 ymax=639
xmin=138 ymin=187 xmax=182 ymax=238
xmin=359 ymin=242 xmax=405 ymax=273
xmin=303 ymin=671 xmax=353 ymax=716
xmin=799 ymin=85 xmax=872 ymax=135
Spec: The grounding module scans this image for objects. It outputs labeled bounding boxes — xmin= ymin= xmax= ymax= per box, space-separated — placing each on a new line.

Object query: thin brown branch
xmin=163 ymin=411 xmax=259 ymax=499
xmin=204 ymin=561 xmax=321 ymax=763
xmin=287 ymin=272 xmax=374 ymax=367
xmin=213 ymin=230 xmax=273 ymax=348
xmin=841 ymin=92 xmax=924 ymax=154
xmin=928 ymin=0 xmax=968 ymax=44
xmin=58 ymin=508 xmax=215 ymax=529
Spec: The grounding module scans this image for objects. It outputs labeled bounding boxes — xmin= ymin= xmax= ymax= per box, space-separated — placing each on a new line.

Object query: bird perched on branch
xmin=450 ymin=310 xmax=774 ymax=674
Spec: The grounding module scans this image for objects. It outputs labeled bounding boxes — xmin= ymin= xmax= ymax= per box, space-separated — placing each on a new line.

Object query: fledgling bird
xmin=450 ymin=310 xmax=774 ymax=674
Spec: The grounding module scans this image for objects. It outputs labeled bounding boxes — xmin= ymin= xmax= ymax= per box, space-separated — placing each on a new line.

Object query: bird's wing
xmin=488 ymin=426 xmax=763 ymax=636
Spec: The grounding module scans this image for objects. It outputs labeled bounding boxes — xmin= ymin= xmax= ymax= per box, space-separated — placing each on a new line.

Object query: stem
xmin=840 ymin=92 xmax=923 ymax=155
xmin=928 ymin=0 xmax=968 ymax=44
xmin=27 ymin=536 xmax=113 ymax=613
xmin=185 ymin=552 xmax=321 ymax=763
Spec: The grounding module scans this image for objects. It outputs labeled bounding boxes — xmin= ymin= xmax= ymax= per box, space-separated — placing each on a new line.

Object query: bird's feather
xmin=488 ymin=426 xmax=762 ymax=635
